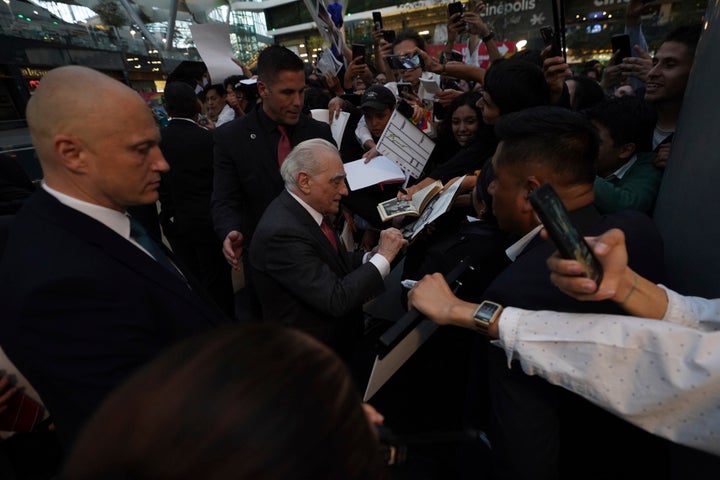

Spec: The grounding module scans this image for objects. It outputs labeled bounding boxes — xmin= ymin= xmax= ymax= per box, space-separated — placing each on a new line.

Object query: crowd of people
xmin=0 ymin=0 xmax=716 ymax=478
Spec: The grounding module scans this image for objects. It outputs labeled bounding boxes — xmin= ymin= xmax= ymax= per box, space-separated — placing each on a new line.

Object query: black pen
xmin=399 ymin=187 xmax=408 ymax=194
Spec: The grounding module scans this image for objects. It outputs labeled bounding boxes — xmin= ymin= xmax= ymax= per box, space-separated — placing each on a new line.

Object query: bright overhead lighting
xmin=516 ymin=39 xmax=528 ymax=50
xmin=418 ymin=30 xmax=430 ymax=35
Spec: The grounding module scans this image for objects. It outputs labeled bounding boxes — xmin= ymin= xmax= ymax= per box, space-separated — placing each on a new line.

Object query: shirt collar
xmin=287 ymin=188 xmax=323 ymax=226
xmin=505 ymin=224 xmax=544 ymax=262
xmin=605 ymin=154 xmax=637 ymax=181
xmin=41 ymin=181 xmax=132 ymax=239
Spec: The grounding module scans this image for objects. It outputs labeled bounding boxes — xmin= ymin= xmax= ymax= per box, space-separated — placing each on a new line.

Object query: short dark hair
xmin=257 ymin=45 xmax=304 ymax=84
xmin=494 ymin=106 xmax=599 ymax=185
xmin=483 ymin=59 xmax=550 ymax=116
xmin=663 ymin=24 xmax=702 ymax=58
xmin=585 ymin=96 xmax=657 ymax=152
xmin=203 ymin=83 xmax=225 ymax=98
xmin=223 ymin=74 xmax=244 ymax=90
xmin=163 ymin=81 xmax=199 ymax=118
xmin=64 ymin=324 xmax=384 ymax=480
xmin=392 ymin=30 xmax=426 ymax=51
xmin=568 ymin=75 xmax=606 ymax=111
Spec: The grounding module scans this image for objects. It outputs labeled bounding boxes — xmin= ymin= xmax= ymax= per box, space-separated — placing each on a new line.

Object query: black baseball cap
xmin=360 ymin=85 xmax=396 ymax=111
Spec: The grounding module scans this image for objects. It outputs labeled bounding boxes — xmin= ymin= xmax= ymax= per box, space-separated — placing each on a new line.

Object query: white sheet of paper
xmin=344 ymin=156 xmax=406 ymax=191
xmin=189 ymin=23 xmax=242 ymax=85
xmin=310 ymin=109 xmax=350 ymax=148
xmin=376 ymin=110 xmax=435 ymax=179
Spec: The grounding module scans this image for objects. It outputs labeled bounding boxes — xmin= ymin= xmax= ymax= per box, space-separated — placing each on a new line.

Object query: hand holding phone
xmin=397 ymin=82 xmax=413 ymax=98
xmin=540 ymin=26 xmax=561 ymax=58
xmin=611 ymin=34 xmax=632 ymax=64
xmin=528 ymin=184 xmax=603 ymax=289
xmin=352 ymin=44 xmax=366 ymax=65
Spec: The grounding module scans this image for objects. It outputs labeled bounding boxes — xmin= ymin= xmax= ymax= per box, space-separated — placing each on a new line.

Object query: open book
xmin=400 ymin=175 xmax=466 ymax=241
xmin=376 ymin=180 xmax=443 ymax=222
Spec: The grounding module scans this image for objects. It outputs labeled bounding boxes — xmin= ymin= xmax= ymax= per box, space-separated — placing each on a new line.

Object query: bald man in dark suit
xmin=0 ymin=66 xmax=228 ymax=452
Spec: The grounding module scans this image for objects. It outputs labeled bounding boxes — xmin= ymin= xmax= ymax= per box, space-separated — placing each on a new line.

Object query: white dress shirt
xmin=495 ymin=287 xmax=720 ymax=456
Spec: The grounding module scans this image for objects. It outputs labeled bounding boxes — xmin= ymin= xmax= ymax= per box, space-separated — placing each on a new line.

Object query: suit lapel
xmin=32 ymin=190 xmax=211 ymax=305
xmin=279 ymin=192 xmax=351 ymax=273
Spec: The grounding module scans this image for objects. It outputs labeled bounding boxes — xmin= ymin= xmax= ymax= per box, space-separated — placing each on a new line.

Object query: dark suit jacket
xmin=483 ymin=205 xmax=669 ymax=480
xmin=211 ymin=105 xmax=334 ymax=245
xmin=248 ymin=190 xmax=385 ymax=359
xmin=0 ymin=190 xmax=228 ymax=451
xmin=158 ymin=118 xmax=217 ymax=242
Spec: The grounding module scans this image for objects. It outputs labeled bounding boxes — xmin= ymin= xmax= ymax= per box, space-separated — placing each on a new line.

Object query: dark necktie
xmin=321 ymin=218 xmax=339 ymax=252
xmin=128 ymin=216 xmax=181 ymax=277
xmin=277 ymin=125 xmax=292 ymax=166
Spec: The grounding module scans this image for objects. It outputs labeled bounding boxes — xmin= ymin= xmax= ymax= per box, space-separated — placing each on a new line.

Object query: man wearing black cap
xmin=341 ymin=85 xmax=402 ymax=232
xmin=355 ymin=85 xmax=397 ymax=160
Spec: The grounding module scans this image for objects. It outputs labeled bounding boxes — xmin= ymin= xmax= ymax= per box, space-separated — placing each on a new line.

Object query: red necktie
xmin=0 ymin=390 xmax=43 ymax=432
xmin=321 ymin=218 xmax=339 ymax=252
xmin=277 ymin=125 xmax=292 ymax=166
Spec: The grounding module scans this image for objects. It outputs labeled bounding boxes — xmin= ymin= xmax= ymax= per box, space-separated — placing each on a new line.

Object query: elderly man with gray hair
xmin=248 ymin=139 xmax=407 ymax=372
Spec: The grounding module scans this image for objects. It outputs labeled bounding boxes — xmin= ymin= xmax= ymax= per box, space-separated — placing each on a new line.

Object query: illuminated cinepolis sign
xmin=485 ymin=0 xmax=537 ymax=16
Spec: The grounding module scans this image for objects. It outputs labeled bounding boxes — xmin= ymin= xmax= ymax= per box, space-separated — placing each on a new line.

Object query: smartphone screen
xmin=372 ymin=11 xmax=383 ymax=31
xmin=448 ymin=1 xmax=464 ymax=17
xmin=352 ymin=44 xmax=366 ymax=64
xmin=528 ymin=184 xmax=603 ymax=288
xmin=611 ymin=34 xmax=632 ymax=63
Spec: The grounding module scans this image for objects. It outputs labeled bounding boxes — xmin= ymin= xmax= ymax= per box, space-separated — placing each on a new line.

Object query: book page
xmin=376 ymin=179 xmax=442 ymax=222
xmin=401 ymin=175 xmax=466 ymax=240
xmin=376 ymin=110 xmax=435 ymax=179
xmin=377 ymin=197 xmax=419 ymax=222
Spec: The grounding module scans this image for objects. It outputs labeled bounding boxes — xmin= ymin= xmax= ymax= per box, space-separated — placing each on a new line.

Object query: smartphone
xmin=396 ymin=99 xmax=414 ymax=119
xmin=352 ymin=43 xmax=366 ymax=65
xmin=397 ymin=82 xmax=413 ymax=97
xmin=611 ymin=34 xmax=632 ymax=63
xmin=372 ymin=11 xmax=383 ymax=31
xmin=448 ymin=1 xmax=464 ymax=17
xmin=382 ymin=29 xmax=396 ymax=43
xmin=528 ymin=184 xmax=603 ymax=289
xmin=540 ymin=25 xmax=561 ymax=57
xmin=385 ymin=54 xmax=403 ymax=69
xmin=448 ymin=50 xmax=464 ymax=63
xmin=433 ymin=101 xmax=446 ymax=121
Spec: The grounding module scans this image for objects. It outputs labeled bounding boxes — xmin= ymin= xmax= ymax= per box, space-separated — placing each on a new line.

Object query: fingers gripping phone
xmin=528 ymin=184 xmax=603 ymax=289
xmin=540 ymin=25 xmax=562 ymax=58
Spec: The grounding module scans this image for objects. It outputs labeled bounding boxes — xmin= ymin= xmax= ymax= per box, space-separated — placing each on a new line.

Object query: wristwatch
xmin=482 ymin=32 xmax=495 ymax=43
xmin=471 ymin=301 xmax=503 ymax=336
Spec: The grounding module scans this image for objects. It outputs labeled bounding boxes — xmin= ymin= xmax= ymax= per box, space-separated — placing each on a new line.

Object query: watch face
xmin=477 ymin=301 xmax=499 ymax=320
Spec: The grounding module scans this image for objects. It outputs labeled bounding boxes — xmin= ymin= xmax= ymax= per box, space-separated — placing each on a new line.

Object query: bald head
xmin=27 ymin=66 xmax=168 ymax=212
xmin=27 ymin=66 xmax=146 ymax=164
